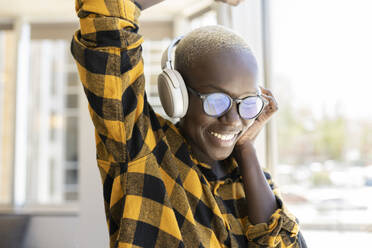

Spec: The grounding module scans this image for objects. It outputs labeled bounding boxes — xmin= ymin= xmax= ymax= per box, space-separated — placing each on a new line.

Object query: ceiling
xmin=0 ymin=0 xmax=214 ymax=22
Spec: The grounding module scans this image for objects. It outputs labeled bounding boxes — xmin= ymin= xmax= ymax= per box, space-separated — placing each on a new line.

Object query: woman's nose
xmin=220 ymin=103 xmax=241 ymax=126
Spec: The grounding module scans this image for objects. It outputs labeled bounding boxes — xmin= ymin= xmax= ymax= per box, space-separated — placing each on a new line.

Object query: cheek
xmin=188 ymin=100 xmax=200 ymax=117
xmin=184 ymin=102 xmax=215 ymax=133
xmin=187 ymin=98 xmax=205 ymax=121
xmin=183 ymin=101 xmax=204 ymax=130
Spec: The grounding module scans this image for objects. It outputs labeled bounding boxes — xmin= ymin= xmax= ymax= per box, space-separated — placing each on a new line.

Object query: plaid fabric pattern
xmin=71 ymin=0 xmax=306 ymax=247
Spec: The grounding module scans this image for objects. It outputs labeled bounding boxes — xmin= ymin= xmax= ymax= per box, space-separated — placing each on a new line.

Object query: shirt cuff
xmin=75 ymin=0 xmax=141 ymax=25
xmin=242 ymin=198 xmax=300 ymax=247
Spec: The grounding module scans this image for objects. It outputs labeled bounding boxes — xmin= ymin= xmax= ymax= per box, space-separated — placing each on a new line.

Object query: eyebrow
xmin=203 ymin=84 xmax=259 ymax=98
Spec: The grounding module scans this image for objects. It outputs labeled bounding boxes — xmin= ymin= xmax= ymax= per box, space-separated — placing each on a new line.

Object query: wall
xmin=24 ymin=215 xmax=79 ymax=248
xmin=78 ymin=91 xmax=109 ymax=248
xmin=0 ymin=214 xmax=78 ymax=248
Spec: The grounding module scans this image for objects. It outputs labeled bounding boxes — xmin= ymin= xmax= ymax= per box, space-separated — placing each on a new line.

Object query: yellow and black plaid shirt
xmin=71 ymin=0 xmax=306 ymax=247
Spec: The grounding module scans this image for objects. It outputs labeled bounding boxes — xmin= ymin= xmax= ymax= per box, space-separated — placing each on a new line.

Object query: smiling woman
xmin=179 ymin=57 xmax=258 ymax=162
xmin=71 ymin=0 xmax=306 ymax=247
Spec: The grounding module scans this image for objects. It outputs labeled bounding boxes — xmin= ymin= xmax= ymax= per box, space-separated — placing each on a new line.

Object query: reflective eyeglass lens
xmin=203 ymin=93 xmax=231 ymax=117
xmin=239 ymin=97 xmax=264 ymax=119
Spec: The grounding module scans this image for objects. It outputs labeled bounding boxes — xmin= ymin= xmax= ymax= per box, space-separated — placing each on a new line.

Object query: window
xmin=0 ymin=22 xmax=80 ymax=209
xmin=24 ymin=38 xmax=79 ymax=205
xmin=271 ymin=0 xmax=372 ymax=246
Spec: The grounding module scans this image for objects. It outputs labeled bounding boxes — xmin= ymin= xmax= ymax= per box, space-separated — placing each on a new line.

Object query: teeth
xmin=210 ymin=131 xmax=237 ymax=141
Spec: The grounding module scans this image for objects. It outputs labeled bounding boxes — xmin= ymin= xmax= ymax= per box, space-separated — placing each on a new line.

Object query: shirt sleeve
xmin=71 ymin=0 xmax=157 ymax=164
xmin=71 ymin=1 xmax=168 ymax=247
xmin=242 ymin=170 xmax=307 ymax=247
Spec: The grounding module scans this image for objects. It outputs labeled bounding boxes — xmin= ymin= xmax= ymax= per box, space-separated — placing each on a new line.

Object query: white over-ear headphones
xmin=158 ymin=36 xmax=189 ymax=118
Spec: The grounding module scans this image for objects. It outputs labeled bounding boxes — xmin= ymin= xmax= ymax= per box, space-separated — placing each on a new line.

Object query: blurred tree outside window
xmin=271 ymin=0 xmax=372 ymax=244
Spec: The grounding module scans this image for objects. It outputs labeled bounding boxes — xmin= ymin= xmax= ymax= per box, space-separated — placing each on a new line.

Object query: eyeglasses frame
xmin=186 ymin=86 xmax=268 ymax=120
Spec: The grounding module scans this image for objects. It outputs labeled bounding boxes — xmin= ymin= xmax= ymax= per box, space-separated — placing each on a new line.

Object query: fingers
xmin=260 ymin=86 xmax=278 ymax=112
xmin=262 ymin=94 xmax=278 ymax=112
xmin=237 ymin=86 xmax=278 ymax=145
xmin=260 ymin=86 xmax=274 ymax=97
xmin=236 ymin=119 xmax=262 ymax=145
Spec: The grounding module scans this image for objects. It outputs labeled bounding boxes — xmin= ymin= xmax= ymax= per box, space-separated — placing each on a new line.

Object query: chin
xmin=209 ymin=148 xmax=234 ymax=161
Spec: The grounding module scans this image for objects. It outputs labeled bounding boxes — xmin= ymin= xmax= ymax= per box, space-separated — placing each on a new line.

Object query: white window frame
xmin=0 ymin=18 xmax=80 ymax=214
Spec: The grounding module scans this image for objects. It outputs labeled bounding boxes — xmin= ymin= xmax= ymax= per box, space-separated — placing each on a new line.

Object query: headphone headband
xmin=161 ymin=35 xmax=184 ymax=70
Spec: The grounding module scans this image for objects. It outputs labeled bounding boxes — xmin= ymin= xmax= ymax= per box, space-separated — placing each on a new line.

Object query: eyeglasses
xmin=187 ymin=86 xmax=267 ymax=120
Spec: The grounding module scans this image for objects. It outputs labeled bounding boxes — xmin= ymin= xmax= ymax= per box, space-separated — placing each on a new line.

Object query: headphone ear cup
xmin=158 ymin=69 xmax=189 ymax=118
xmin=175 ymin=70 xmax=189 ymax=117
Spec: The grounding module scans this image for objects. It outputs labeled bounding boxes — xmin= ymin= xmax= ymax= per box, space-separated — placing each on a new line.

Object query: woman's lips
xmin=210 ymin=131 xmax=236 ymax=141
xmin=208 ymin=130 xmax=240 ymax=147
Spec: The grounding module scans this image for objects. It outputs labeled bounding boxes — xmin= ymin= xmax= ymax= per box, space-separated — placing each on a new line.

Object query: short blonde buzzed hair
xmin=174 ymin=25 xmax=252 ymax=77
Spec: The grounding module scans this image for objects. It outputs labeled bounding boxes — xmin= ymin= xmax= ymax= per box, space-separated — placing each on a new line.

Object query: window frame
xmin=0 ymin=18 xmax=80 ymax=213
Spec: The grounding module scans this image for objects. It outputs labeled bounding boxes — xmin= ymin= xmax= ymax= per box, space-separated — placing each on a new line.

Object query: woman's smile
xmin=208 ymin=130 xmax=241 ymax=147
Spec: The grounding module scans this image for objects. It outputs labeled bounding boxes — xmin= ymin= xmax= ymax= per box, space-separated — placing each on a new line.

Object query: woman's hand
xmin=215 ymin=0 xmax=245 ymax=6
xmin=232 ymin=87 xmax=279 ymax=224
xmin=235 ymin=87 xmax=278 ymax=149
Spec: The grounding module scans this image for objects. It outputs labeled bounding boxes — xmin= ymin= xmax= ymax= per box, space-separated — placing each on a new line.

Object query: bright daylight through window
xmin=271 ymin=0 xmax=372 ymax=246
